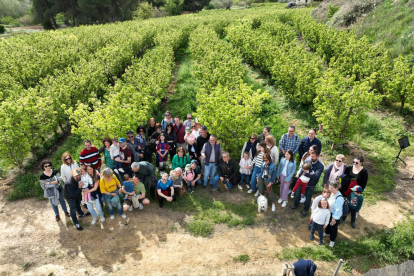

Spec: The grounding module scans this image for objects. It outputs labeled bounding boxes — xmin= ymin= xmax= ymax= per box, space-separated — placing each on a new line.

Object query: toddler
xmin=183 ymin=164 xmax=195 ymax=192
xmin=239 ymin=151 xmax=252 ymax=190
xmin=122 ymin=174 xmax=134 ymax=202
xmin=309 ymin=198 xmax=330 ymax=245
xmin=80 ymin=167 xmax=94 ymax=204
xmin=309 ymin=188 xmax=331 ymax=230
xmin=344 ymin=185 xmax=364 ymax=228
xmin=291 ymin=162 xmax=311 ymax=202
xmin=110 ymin=138 xmax=124 ymax=173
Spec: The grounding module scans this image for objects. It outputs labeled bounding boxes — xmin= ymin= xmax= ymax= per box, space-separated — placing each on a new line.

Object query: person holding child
xmin=343 ymin=185 xmax=364 ymax=228
xmin=85 ymin=165 xmax=105 ymax=224
xmin=309 ymin=198 xmax=331 ymax=245
xmin=276 ymin=150 xmax=296 ymax=208
xmin=121 ymin=174 xmax=150 ymax=212
xmin=238 ymin=151 xmax=252 ymax=190
xmin=79 ymin=167 xmax=94 ymax=205
xmin=339 ymin=156 xmax=368 ymax=196
xmin=324 ymin=181 xmax=344 ymax=248
xmin=291 ymin=162 xmax=312 ymax=203
xmin=257 ymin=153 xmax=277 ymax=211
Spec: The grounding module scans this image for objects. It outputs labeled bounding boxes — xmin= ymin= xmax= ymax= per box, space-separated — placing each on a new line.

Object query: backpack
xmin=338 ymin=195 xmax=349 ymax=217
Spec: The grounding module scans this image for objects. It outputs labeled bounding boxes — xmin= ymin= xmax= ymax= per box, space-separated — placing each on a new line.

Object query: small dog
xmin=257 ymin=195 xmax=268 ymax=212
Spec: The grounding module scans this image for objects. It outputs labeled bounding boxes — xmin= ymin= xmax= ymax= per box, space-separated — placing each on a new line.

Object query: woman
xmin=257 ymin=153 xmax=277 ymax=211
xmin=60 ymin=152 xmax=79 ymax=184
xmin=99 ymin=168 xmax=126 ymax=220
xmin=240 ymin=134 xmax=257 ymax=160
xmin=171 ymin=147 xmax=191 ymax=170
xmin=265 ymin=135 xmax=279 ymax=167
xmin=191 ymin=121 xmax=200 ymax=139
xmin=136 ymin=125 xmax=150 ymax=161
xmin=276 ymin=150 xmax=297 ymax=208
xmin=99 ymin=138 xmax=115 ymax=170
xmin=147 ymin=118 xmax=156 ymax=139
xmin=85 ymin=165 xmax=105 ymax=224
xmin=165 ymin=122 xmax=177 ymax=163
xmin=169 ymin=168 xmax=184 ymax=196
xmin=157 ymin=172 xmax=175 ymax=208
xmin=248 ymin=142 xmax=270 ymax=195
xmin=323 ymin=154 xmax=347 ymax=188
xmin=339 ymin=156 xmax=368 ymax=196
xmin=325 ymin=181 xmax=344 ymax=248
xmin=256 ymin=127 xmax=274 ymax=144
xmin=40 ymin=161 xmax=69 ymax=221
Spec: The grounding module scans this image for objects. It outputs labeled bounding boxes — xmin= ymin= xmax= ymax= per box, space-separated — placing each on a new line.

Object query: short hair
xmin=310 ymin=151 xmax=320 ymax=157
xmin=329 ymin=181 xmax=341 ymax=190
xmin=131 ymin=162 xmax=140 ymax=169
xmin=155 ymin=123 xmax=161 ymax=129
xmin=84 ymin=140 xmax=91 ymax=144
xmin=263 ymin=153 xmax=272 ymax=163
xmin=174 ymin=116 xmax=180 ymax=120
xmin=41 ymin=160 xmax=52 ymax=170
xmin=322 ymin=188 xmax=330 ymax=195
xmin=102 ymin=168 xmax=113 ymax=178
xmin=302 ymin=162 xmax=311 ymax=171
xmin=126 ymin=130 xmax=134 ymax=136
xmin=161 ymin=172 xmax=169 ymax=178
xmin=112 ymin=137 xmax=118 ymax=142
xmin=210 ymin=134 xmax=217 ymax=140
xmin=309 ymin=128 xmax=317 ymax=134
xmin=61 ymin=152 xmax=74 ymax=165
xmin=318 ymin=198 xmax=329 ymax=209
xmin=123 ymin=174 xmax=130 ymax=181
xmin=355 ymin=156 xmax=364 ymax=164
xmin=288 ymin=125 xmax=295 ymax=130
xmin=265 ymin=135 xmax=276 ymax=147
xmin=336 ymin=154 xmax=345 ymax=161
xmin=263 ymin=126 xmax=271 ymax=132
xmin=149 ymin=118 xmax=156 ymax=125
xmin=287 ymin=149 xmax=294 ymax=163
xmin=243 ymin=151 xmax=250 ymax=157
xmin=223 ymin=151 xmax=229 ymax=157
xmin=102 ymin=137 xmax=112 ymax=146
xmin=132 ymin=173 xmax=140 ymax=180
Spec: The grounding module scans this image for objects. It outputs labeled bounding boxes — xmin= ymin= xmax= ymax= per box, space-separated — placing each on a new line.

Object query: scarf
xmin=244 ymin=140 xmax=257 ymax=158
xmin=164 ymin=117 xmax=173 ymax=124
xmin=329 ymin=162 xmax=344 ymax=183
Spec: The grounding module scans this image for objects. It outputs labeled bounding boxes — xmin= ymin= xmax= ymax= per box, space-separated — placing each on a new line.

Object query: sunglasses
xmin=335 ymin=159 xmax=342 ymax=162
xmin=44 ymin=165 xmax=51 ymax=168
xmin=128 ymin=136 xmax=134 ymax=138
xmin=191 ymin=125 xmax=196 ymax=128
xmin=250 ymin=137 xmax=256 ymax=140
xmin=187 ymin=118 xmax=192 ymax=120
xmin=139 ymin=130 xmax=144 ymax=133
xmin=166 ymin=114 xmax=171 ymax=116
xmin=65 ymin=157 xmax=72 ymax=160
xmin=353 ymin=161 xmax=359 ymax=164
xmin=263 ymin=159 xmax=269 ymax=162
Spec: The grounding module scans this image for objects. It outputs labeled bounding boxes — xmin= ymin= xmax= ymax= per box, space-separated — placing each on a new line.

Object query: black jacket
xmin=64 ymin=176 xmax=82 ymax=200
xmin=217 ymin=158 xmax=238 ymax=180
xmin=195 ymin=132 xmax=210 ymax=158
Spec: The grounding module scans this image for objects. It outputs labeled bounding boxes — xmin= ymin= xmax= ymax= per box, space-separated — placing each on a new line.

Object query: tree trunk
xmin=331 ymin=142 xmax=338 ymax=150
xmin=400 ymin=96 xmax=405 ymax=114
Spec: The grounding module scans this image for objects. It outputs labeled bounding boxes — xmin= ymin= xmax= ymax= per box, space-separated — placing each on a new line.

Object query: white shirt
xmin=60 ymin=162 xmax=79 ymax=184
xmin=110 ymin=144 xmax=120 ymax=159
xmin=311 ymin=207 xmax=331 ymax=226
xmin=282 ymin=161 xmax=288 ymax=176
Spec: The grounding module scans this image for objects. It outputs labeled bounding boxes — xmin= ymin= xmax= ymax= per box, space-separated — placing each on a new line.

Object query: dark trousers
xmin=66 ymin=198 xmax=85 ymax=225
xmin=157 ymin=189 xmax=176 ymax=208
xmin=311 ymin=222 xmax=324 ymax=243
xmin=325 ymin=217 xmax=340 ymax=242
xmin=293 ymin=185 xmax=315 ymax=212
xmin=342 ymin=209 xmax=357 ymax=223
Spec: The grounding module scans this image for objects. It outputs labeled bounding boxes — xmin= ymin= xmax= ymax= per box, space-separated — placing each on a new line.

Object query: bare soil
xmin=0 ymin=157 xmax=412 ymax=276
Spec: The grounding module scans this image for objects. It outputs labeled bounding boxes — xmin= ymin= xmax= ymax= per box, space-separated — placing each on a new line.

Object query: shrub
xmin=16 ymin=14 xmax=32 ymax=25
xmin=233 ymin=254 xmax=250 ymax=263
xmin=0 ymin=15 xmax=20 ymax=26
xmin=327 ymin=4 xmax=339 ymax=20
xmin=0 ymin=24 xmax=4 ymax=33
xmin=134 ymin=2 xmax=154 ymax=20
xmin=8 ymin=173 xmax=44 ymax=201
xmin=186 ymin=219 xmax=214 ymax=237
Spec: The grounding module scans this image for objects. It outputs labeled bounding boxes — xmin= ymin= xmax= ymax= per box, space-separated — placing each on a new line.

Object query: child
xmin=309 ymin=198 xmax=330 ymax=245
xmin=344 ymin=185 xmax=364 ymax=228
xmin=308 ymin=188 xmax=331 ymax=230
xmin=291 ymin=162 xmax=311 ymax=202
xmin=122 ymin=174 xmax=135 ymax=211
xmin=156 ymin=133 xmax=169 ymax=173
xmin=80 ymin=167 xmax=94 ymax=204
xmin=183 ymin=164 xmax=195 ymax=192
xmin=111 ymin=138 xmax=124 ymax=173
xmin=239 ymin=151 xmax=252 ymax=190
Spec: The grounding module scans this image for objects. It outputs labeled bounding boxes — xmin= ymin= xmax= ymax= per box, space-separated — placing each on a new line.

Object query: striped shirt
xmin=251 ymin=152 xmax=264 ymax=168
xmin=79 ymin=147 xmax=101 ymax=169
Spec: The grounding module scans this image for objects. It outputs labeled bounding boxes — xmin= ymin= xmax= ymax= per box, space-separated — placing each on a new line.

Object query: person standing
xmin=165 ymin=122 xmax=177 ymax=163
xmin=184 ymin=113 xmax=193 ymax=129
xmin=160 ymin=111 xmax=173 ymax=132
xmin=256 ymin=127 xmax=274 ymax=144
xmin=298 ymin=129 xmax=322 ymax=159
xmin=79 ymin=140 xmax=101 ymax=171
xmin=257 ymin=153 xmax=277 ymax=211
xmin=173 ymin=116 xmax=186 ymax=149
xmin=60 ymin=152 xmax=79 ymax=184
xmin=265 ymin=136 xmax=279 ymax=167
xmin=99 ymin=138 xmax=116 ymax=170
xmin=117 ymin=138 xmax=132 ymax=177
xmin=324 ymin=181 xmax=344 ymax=247
xmin=84 ymin=165 xmax=105 ymax=224
xmin=201 ymin=135 xmax=222 ymax=191
xmin=339 ymin=156 xmax=368 ymax=196
xmin=279 ymin=125 xmax=300 ymax=157
xmin=276 ymin=150 xmax=297 ymax=208
xmin=196 ymin=125 xmax=210 ymax=172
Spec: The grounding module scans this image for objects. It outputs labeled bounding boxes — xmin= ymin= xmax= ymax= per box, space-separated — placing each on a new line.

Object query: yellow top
xmin=100 ymin=174 xmax=120 ymax=193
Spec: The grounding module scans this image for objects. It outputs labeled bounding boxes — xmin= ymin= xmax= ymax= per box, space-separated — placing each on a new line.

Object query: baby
xmin=291 ymin=162 xmax=311 ymax=202
xmin=110 ymin=138 xmax=124 ymax=173
xmin=183 ymin=164 xmax=195 ymax=192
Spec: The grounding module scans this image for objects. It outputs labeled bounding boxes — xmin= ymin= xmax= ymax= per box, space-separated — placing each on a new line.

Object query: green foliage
xmin=327 ymin=4 xmax=339 ymax=20
xmin=0 ymin=0 xmax=31 ymax=18
xmin=0 ymin=16 xmax=19 ymax=25
xmin=186 ymin=220 xmax=214 ymax=237
xmin=134 ymin=2 xmax=154 ymax=20
xmin=8 ymin=173 xmax=44 ymax=201
xmin=164 ymin=0 xmax=184 ymax=15
xmin=233 ymin=254 xmax=250 ymax=263
xmin=0 ymin=24 xmax=4 ymax=33
xmin=50 ymin=135 xmax=84 ymax=169
xmin=211 ymin=0 xmax=234 ymax=9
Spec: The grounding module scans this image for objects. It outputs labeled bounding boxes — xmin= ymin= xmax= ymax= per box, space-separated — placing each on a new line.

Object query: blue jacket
xmin=257 ymin=162 xmax=277 ymax=183
xmin=293 ymin=259 xmax=317 ymax=276
xmin=276 ymin=158 xmax=297 ymax=182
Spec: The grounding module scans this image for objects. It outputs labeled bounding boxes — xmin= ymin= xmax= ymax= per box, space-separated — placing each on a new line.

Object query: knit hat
xmin=185 ymin=164 xmax=192 ymax=171
xmin=351 ymin=185 xmax=363 ymax=192
xmin=119 ymin=137 xmax=126 ymax=143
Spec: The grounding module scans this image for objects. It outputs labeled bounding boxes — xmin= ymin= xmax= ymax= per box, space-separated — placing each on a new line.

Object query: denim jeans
xmin=102 ymin=193 xmax=123 ymax=216
xmin=203 ymin=163 xmax=217 ymax=186
xmin=239 ymin=174 xmax=250 ymax=186
xmin=86 ymin=194 xmax=105 ymax=219
xmin=311 ymin=222 xmax=324 ymax=243
xmin=52 ymin=189 xmax=68 ymax=216
xmin=249 ymin=166 xmax=261 ymax=191
xmin=66 ymin=198 xmax=84 ymax=225
xmin=293 ymin=185 xmax=316 ymax=212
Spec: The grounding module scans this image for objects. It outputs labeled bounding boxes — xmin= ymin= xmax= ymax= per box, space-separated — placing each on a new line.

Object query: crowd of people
xmin=40 ymin=111 xmax=368 ymax=247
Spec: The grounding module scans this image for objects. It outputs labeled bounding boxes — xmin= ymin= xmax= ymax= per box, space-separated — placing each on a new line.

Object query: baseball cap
xmin=201 ymin=125 xmax=207 ymax=131
xmin=185 ymin=164 xmax=192 ymax=171
xmin=119 ymin=137 xmax=126 ymax=143
xmin=191 ymin=160 xmax=198 ymax=165
xmin=351 ymin=186 xmax=363 ymax=192
xmin=185 ymin=127 xmax=191 ymax=133
xmin=71 ymin=168 xmax=81 ymax=177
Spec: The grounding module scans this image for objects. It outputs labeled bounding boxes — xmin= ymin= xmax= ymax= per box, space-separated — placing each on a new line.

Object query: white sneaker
xmin=114 ymin=169 xmax=119 ymax=174
xmin=300 ymin=196 xmax=306 ymax=203
xmin=121 ymin=214 xmax=127 ymax=219
xmin=238 ymin=185 xmax=243 ymax=190
xmin=281 ymin=201 xmax=288 ymax=208
xmin=119 ymin=168 xmax=125 ymax=173
xmin=87 ymin=199 xmax=95 ymax=204
xmin=81 ymin=200 xmax=86 ymax=205
xmin=271 ymin=204 xmax=275 ymax=212
xmin=323 ymin=233 xmax=330 ymax=237
xmin=101 ymin=217 xmax=105 ymax=222
xmin=254 ymin=190 xmax=260 ymax=197
xmin=129 ymin=206 xmax=133 ymax=212
xmin=246 ymin=184 xmax=251 ymax=189
xmin=329 ymin=241 xmax=335 ymax=248
xmin=247 ymin=189 xmax=253 ymax=194
xmin=91 ymin=217 xmax=98 ymax=225
xmin=139 ymin=203 xmax=144 ymax=210
xmin=278 ymin=198 xmax=283 ymax=204
xmin=110 ymin=215 xmax=115 ymax=220
xmin=288 ymin=189 xmax=292 ymax=194
xmin=290 ymin=192 xmax=295 ymax=199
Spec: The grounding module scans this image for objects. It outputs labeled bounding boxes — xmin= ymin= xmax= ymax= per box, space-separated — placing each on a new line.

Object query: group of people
xmin=40 ymin=112 xmax=368 ymax=247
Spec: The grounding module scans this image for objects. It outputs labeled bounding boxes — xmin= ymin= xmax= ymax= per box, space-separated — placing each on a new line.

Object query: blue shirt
xmin=157 ymin=179 xmax=173 ymax=191
xmin=332 ymin=191 xmax=345 ymax=220
xmin=123 ymin=181 xmax=134 ymax=194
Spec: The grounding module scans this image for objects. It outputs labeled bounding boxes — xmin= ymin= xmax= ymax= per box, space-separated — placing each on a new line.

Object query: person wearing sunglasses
xmin=40 ymin=161 xmax=69 ymax=221
xmin=339 ymin=156 xmax=368 ymax=197
xmin=257 ymin=153 xmax=277 ymax=211
xmin=161 ymin=111 xmax=173 ymax=132
xmin=240 ymin=133 xmax=257 ymax=161
xmin=323 ymin=154 xmax=347 ymax=189
xmin=184 ymin=113 xmax=193 ymax=129
xmin=60 ymin=152 xmax=79 ymax=185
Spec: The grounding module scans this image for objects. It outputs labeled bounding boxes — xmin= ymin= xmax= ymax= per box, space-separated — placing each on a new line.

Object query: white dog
xmin=257 ymin=195 xmax=268 ymax=212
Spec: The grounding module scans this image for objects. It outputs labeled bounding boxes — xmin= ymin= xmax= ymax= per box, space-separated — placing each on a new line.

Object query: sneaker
xmin=318 ymin=241 xmax=323 ymax=245
xmin=329 ymin=241 xmax=335 ymax=248
xmin=309 ymin=234 xmax=314 ymax=240
xmin=351 ymin=222 xmax=356 ymax=228
xmin=238 ymin=185 xmax=243 ymax=190
xmin=281 ymin=201 xmax=288 ymax=208
xmin=79 ymin=212 xmax=90 ymax=218
xmin=139 ymin=203 xmax=144 ymax=210
xmin=129 ymin=206 xmax=133 ymax=212
xmin=81 ymin=200 xmax=86 ymax=205
xmin=110 ymin=215 xmax=115 ymax=220
xmin=114 ymin=169 xmax=119 ymax=174
xmin=88 ymin=199 xmax=95 ymax=204
xmin=288 ymin=189 xmax=292 ymax=195
xmin=323 ymin=233 xmax=330 ymax=237
xmin=254 ymin=190 xmax=260 ymax=197
xmin=121 ymin=214 xmax=127 ymax=219
xmin=246 ymin=184 xmax=251 ymax=189
xmin=55 ymin=215 xmax=60 ymax=221
xmin=278 ymin=198 xmax=283 ymax=204
xmin=65 ymin=212 xmax=70 ymax=217
xmin=191 ymin=187 xmax=195 ymax=193
xmin=300 ymin=196 xmax=306 ymax=203
xmin=211 ymin=187 xmax=218 ymax=193
xmin=119 ymin=168 xmax=125 ymax=173
xmin=202 ymin=185 xmax=206 ymax=190
xmin=289 ymin=205 xmax=297 ymax=210
xmin=247 ymin=189 xmax=253 ymax=194
xmin=75 ymin=224 xmax=83 ymax=231
xmin=91 ymin=217 xmax=98 ymax=225
xmin=271 ymin=204 xmax=275 ymax=212
xmin=301 ymin=210 xmax=308 ymax=217
xmin=101 ymin=217 xmax=105 ymax=222
xmin=290 ymin=192 xmax=295 ymax=199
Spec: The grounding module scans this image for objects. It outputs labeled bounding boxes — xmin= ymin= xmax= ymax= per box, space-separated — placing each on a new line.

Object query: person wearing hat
xmin=116 ymin=137 xmax=132 ymax=178
xmin=183 ymin=164 xmax=195 ymax=192
xmin=343 ymin=185 xmax=364 ymax=228
xmin=161 ymin=111 xmax=173 ymax=132
xmin=64 ymin=168 xmax=90 ymax=230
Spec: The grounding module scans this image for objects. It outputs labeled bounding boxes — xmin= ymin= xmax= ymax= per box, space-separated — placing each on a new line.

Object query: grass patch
xmin=233 ymin=254 xmax=250 ymax=264
xmin=186 ymin=220 xmax=214 ymax=237
xmin=8 ymin=173 xmax=44 ymax=201
xmin=277 ymin=218 xmax=414 ymax=273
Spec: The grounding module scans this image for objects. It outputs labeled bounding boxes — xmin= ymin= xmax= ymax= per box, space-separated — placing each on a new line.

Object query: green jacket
xmin=171 ymin=154 xmax=190 ymax=170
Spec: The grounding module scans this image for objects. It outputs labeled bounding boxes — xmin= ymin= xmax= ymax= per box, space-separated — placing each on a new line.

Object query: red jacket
xmin=173 ymin=123 xmax=186 ymax=144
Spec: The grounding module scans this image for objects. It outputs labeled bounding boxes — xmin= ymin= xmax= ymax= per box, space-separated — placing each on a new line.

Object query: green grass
xmin=233 ymin=254 xmax=250 ymax=264
xmin=8 ymin=173 xmax=44 ymax=201
xmin=277 ymin=218 xmax=414 ymax=273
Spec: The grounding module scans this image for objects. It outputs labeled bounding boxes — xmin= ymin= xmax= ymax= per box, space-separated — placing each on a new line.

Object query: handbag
xmin=110 ymin=194 xmax=120 ymax=207
xmin=131 ymin=194 xmax=140 ymax=208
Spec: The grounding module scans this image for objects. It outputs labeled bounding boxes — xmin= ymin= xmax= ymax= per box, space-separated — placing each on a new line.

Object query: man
xmin=173 ymin=116 xmax=186 ymax=149
xmin=279 ymin=125 xmax=300 ymax=157
xmin=131 ymin=161 xmax=156 ymax=187
xmin=116 ymin=138 xmax=132 ymax=176
xmin=290 ymin=151 xmax=324 ymax=217
xmin=190 ymin=160 xmax=202 ymax=187
xmin=126 ymin=130 xmax=140 ymax=163
xmin=201 ymin=135 xmax=222 ymax=190
xmin=79 ymin=140 xmax=101 ymax=171
xmin=298 ymin=129 xmax=322 ymax=158
xmin=184 ymin=113 xmax=193 ymax=129
xmin=64 ymin=169 xmax=90 ymax=230
xmin=195 ymin=125 xmax=210 ymax=172
xmin=121 ymin=174 xmax=150 ymax=212
xmin=161 ymin=110 xmax=173 ymax=132
xmin=213 ymin=151 xmax=238 ymax=192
